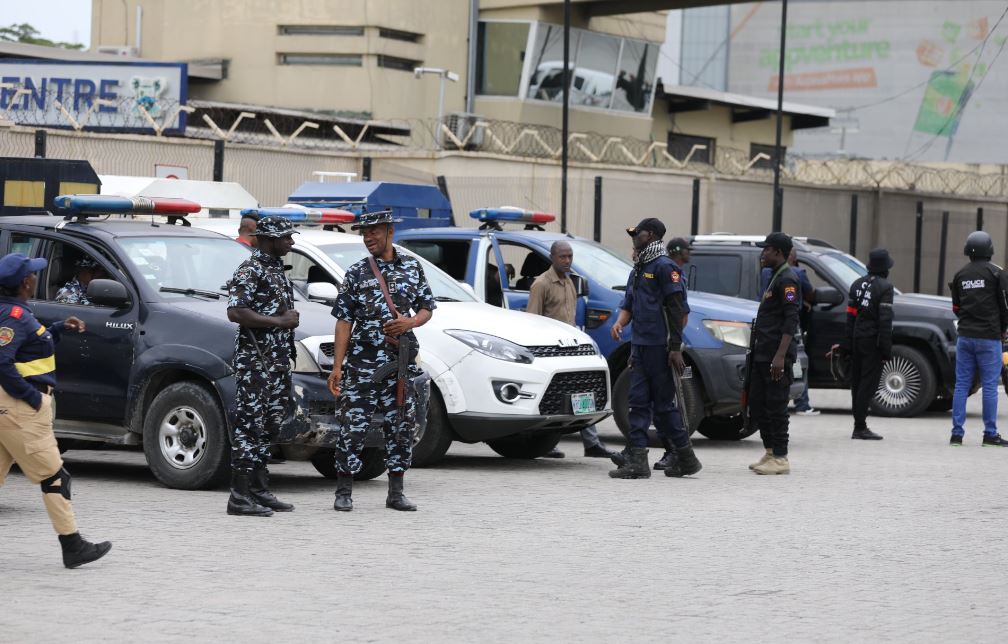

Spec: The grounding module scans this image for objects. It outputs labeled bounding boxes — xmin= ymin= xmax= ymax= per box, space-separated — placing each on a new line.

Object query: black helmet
xmin=964 ymin=230 xmax=994 ymax=259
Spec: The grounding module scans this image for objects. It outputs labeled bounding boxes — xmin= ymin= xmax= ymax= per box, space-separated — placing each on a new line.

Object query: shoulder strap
xmin=762 ymin=263 xmax=789 ymax=302
xmin=368 ymin=255 xmax=400 ymax=319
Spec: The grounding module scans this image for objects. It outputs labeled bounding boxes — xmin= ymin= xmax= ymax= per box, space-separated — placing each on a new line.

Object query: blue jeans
xmin=952 ymin=336 xmax=1002 ymax=437
xmin=793 ymin=380 xmax=812 ymax=411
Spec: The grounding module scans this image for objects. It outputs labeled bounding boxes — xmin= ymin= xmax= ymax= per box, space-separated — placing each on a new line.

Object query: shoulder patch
xmin=784 ymin=285 xmax=797 ymax=303
xmin=10 ymin=306 xmax=23 ymax=319
xmin=233 ymin=267 xmax=254 ymax=282
xmin=671 ymin=270 xmax=681 ymax=283
xmin=0 ymin=327 xmax=14 ymax=346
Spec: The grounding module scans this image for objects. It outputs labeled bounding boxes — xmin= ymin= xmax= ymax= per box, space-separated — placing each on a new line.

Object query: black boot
xmin=386 ymin=474 xmax=417 ymax=511
xmin=852 ymin=427 xmax=884 ymax=440
xmin=669 ymin=445 xmax=702 ymax=477
xmin=59 ymin=532 xmax=111 ymax=569
xmin=333 ymin=474 xmax=353 ymax=512
xmin=610 ymin=446 xmax=629 ymax=468
xmin=250 ymin=468 xmax=294 ymax=512
xmin=653 ymin=438 xmax=677 ymax=471
xmin=608 ymin=447 xmax=651 ymax=479
xmin=227 ymin=471 xmax=273 ymax=517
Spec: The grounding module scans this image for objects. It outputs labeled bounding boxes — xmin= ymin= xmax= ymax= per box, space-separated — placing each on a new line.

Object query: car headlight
xmin=292 ymin=340 xmax=322 ymax=374
xmin=444 ymin=329 xmax=534 ymax=363
xmin=702 ymin=320 xmax=751 ymax=348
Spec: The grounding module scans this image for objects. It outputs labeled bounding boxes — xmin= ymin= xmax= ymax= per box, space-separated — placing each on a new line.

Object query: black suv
xmin=0 ymin=214 xmax=401 ymax=489
xmin=686 ymin=235 xmax=959 ymax=417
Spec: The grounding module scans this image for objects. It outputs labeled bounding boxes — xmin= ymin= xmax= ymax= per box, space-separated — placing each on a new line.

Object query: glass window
xmin=116 ymin=236 xmax=251 ymax=297
xmin=526 ymin=23 xmax=576 ymax=103
xmin=684 ymin=254 xmax=742 ymax=298
xmin=571 ymin=31 xmax=620 ymax=108
xmin=397 ymin=240 xmax=470 ymax=280
xmin=378 ymin=28 xmax=421 ymax=43
xmin=377 ymin=55 xmax=422 ymax=72
xmin=498 ymin=241 xmax=548 ymax=291
xmin=277 ymin=53 xmax=363 ymax=66
xmin=814 ymin=253 xmax=868 ymax=290
xmin=566 ymin=240 xmax=633 ymax=291
xmin=476 ymin=22 xmax=531 ymax=96
xmin=277 ymin=25 xmax=364 ymax=36
xmin=613 ymin=40 xmax=659 ymax=113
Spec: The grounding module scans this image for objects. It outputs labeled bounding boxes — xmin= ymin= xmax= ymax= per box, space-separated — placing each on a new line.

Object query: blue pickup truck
xmin=394 ymin=211 xmax=808 ymax=441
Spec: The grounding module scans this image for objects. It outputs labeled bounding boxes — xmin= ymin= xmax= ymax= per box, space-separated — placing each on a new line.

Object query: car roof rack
xmin=53 ymin=195 xmax=200 ymax=226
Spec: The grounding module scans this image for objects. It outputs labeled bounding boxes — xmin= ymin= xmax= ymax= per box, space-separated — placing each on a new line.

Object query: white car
xmin=193 ymin=220 xmax=612 ymax=465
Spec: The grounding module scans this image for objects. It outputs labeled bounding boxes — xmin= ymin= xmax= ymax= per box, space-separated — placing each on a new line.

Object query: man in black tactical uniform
xmin=840 ymin=248 xmax=894 ymax=441
xmin=226 ymin=215 xmax=300 ymax=516
xmin=748 ymin=232 xmax=800 ymax=475
xmin=949 ymin=231 xmax=1008 ymax=447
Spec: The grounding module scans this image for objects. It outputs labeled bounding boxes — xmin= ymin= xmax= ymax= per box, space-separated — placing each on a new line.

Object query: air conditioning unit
xmin=97 ymin=45 xmax=139 ymax=57
xmin=444 ymin=112 xmax=484 ymax=150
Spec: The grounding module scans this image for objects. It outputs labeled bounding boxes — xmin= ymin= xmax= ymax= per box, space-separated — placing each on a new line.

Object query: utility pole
xmin=771 ymin=0 xmax=789 ymax=232
xmin=561 ymin=0 xmax=571 ymax=233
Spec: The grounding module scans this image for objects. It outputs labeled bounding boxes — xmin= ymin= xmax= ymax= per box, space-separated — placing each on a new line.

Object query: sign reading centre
xmin=0 ymin=60 xmax=188 ymax=133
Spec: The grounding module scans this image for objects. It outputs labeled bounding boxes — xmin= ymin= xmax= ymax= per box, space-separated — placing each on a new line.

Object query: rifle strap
xmin=368 ymin=255 xmax=401 ymax=346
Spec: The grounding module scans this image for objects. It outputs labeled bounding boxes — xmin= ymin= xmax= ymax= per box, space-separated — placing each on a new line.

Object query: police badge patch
xmin=671 ymin=270 xmax=680 ymax=283
xmin=784 ymin=285 xmax=797 ymax=303
xmin=0 ymin=327 xmax=14 ymax=346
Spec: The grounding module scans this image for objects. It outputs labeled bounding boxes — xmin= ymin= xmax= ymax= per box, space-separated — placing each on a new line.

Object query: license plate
xmin=792 ymin=362 xmax=803 ymax=378
xmin=571 ymin=392 xmax=596 ymax=415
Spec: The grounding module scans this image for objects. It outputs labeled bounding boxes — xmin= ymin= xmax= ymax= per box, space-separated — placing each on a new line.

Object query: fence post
xmin=977 ymin=206 xmax=984 ymax=231
xmin=849 ymin=193 xmax=858 ymax=256
xmin=937 ymin=210 xmax=949 ymax=295
xmin=913 ymin=201 xmax=923 ymax=293
xmin=593 ymin=176 xmax=603 ymax=243
xmin=436 ymin=175 xmax=454 ymax=226
xmin=362 ymin=157 xmax=372 ymax=181
xmin=690 ymin=177 xmax=700 ymax=236
xmin=212 ymin=140 xmax=224 ymax=182
xmin=34 ymin=130 xmax=46 ymax=158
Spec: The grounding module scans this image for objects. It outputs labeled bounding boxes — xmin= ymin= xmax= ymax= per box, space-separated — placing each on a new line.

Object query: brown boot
xmin=749 ymin=448 xmax=773 ymax=470
xmin=753 ymin=455 xmax=790 ymax=475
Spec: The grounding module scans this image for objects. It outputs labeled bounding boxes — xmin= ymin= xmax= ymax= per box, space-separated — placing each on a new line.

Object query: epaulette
xmin=10 ymin=306 xmax=23 ymax=319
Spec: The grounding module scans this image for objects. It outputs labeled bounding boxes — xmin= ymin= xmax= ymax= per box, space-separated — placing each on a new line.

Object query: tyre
xmin=486 ymin=432 xmax=562 ymax=459
xmin=142 ymin=381 xmax=229 ymax=490
xmin=870 ymin=345 xmax=937 ymax=418
xmin=697 ymin=414 xmax=757 ymax=440
xmin=412 ymin=387 xmax=453 ymax=467
xmin=612 ymin=366 xmax=704 ymax=447
xmin=310 ymin=446 xmax=387 ymax=481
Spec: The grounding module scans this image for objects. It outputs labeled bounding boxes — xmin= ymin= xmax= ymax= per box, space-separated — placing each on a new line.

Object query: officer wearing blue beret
xmin=0 ymin=253 xmax=111 ymax=568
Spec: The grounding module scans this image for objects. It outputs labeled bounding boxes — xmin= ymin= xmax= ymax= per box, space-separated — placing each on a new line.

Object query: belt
xmin=30 ymin=382 xmax=53 ymax=395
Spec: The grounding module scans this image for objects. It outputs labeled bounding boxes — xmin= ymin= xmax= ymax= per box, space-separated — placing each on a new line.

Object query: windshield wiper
xmin=160 ymin=286 xmax=221 ymax=300
xmin=434 ymin=296 xmax=461 ymax=302
xmin=612 ymin=285 xmax=627 ymax=291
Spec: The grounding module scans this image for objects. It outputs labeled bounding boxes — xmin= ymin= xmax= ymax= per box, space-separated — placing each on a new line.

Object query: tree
xmin=0 ymin=23 xmax=85 ymax=50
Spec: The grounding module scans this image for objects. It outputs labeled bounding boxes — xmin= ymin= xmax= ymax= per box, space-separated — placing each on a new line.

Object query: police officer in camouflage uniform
xmin=54 ymin=257 xmax=107 ymax=305
xmin=328 ymin=210 xmax=436 ymax=512
xmin=225 ymin=215 xmax=300 ymax=517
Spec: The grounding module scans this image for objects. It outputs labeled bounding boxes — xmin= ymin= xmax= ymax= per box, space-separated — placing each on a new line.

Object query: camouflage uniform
xmin=54 ymin=278 xmax=90 ymax=305
xmin=227 ymin=246 xmax=296 ymax=472
xmin=332 ymin=244 xmax=436 ymax=475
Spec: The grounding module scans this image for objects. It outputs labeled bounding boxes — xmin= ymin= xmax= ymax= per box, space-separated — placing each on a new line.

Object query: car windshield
xmin=819 ymin=252 xmax=868 ymax=289
xmin=316 ymin=243 xmax=476 ymax=302
xmin=566 ymin=239 xmax=632 ymax=289
xmin=117 ymin=236 xmax=250 ymax=297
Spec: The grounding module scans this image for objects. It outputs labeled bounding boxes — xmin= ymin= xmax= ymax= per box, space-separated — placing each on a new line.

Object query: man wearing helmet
xmin=949 ymin=231 xmax=1008 ymax=447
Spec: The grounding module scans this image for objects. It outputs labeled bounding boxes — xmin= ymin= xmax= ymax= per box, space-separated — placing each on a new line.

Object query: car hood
xmin=164 ymin=297 xmax=336 ymax=339
xmin=687 ymin=291 xmax=759 ymax=321
xmin=424 ymin=301 xmax=591 ymax=346
xmin=895 ymin=293 xmax=953 ymax=310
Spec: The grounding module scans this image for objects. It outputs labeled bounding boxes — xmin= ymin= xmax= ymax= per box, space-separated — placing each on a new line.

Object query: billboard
xmin=0 ymin=60 xmax=188 ymax=134
xmin=725 ymin=1 xmax=1008 ymax=162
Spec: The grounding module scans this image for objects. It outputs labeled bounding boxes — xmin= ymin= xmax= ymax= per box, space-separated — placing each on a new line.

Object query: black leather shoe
xmin=584 ymin=444 xmax=612 ymax=458
xmin=333 ymin=474 xmax=353 ymax=512
xmin=543 ymin=448 xmax=565 ymax=458
xmin=674 ymin=446 xmax=703 ymax=476
xmin=59 ymin=532 xmax=112 ymax=569
xmin=250 ymin=469 xmax=294 ymax=512
xmin=610 ymin=448 xmax=628 ymax=468
xmin=982 ymin=433 xmax=1008 ymax=447
xmin=653 ymin=450 xmax=676 ymax=470
xmin=227 ymin=472 xmax=274 ymax=517
xmin=386 ymin=475 xmax=417 ymax=511
xmin=852 ymin=428 xmax=884 ymax=440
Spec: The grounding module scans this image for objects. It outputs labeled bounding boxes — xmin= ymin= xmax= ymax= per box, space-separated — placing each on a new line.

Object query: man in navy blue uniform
xmin=226 ymin=215 xmax=300 ymax=517
xmin=328 ymin=210 xmax=436 ymax=511
xmin=0 ymin=253 xmax=111 ymax=568
xmin=609 ymin=218 xmax=701 ymax=479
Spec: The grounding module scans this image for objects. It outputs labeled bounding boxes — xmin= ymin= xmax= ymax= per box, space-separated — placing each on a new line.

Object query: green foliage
xmin=0 ymin=22 xmax=85 ymax=50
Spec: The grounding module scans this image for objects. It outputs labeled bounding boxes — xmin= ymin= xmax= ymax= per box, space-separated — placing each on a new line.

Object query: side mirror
xmin=815 ymin=286 xmax=845 ymax=308
xmin=306 ymin=281 xmax=339 ymax=305
xmin=571 ymin=274 xmax=589 ymax=297
xmin=87 ymin=278 xmax=130 ymax=309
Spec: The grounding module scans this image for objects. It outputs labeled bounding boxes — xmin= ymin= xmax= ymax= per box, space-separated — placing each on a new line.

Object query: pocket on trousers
xmin=24 ymin=432 xmax=58 ymax=454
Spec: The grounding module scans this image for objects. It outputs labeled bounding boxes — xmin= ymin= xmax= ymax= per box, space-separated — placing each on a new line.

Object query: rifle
xmin=740 ymin=319 xmax=756 ymax=435
xmin=370 ymin=334 xmax=414 ymax=423
xmin=671 ymin=361 xmax=691 ymax=433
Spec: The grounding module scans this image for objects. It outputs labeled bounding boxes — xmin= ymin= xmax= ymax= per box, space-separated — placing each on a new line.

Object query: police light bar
xmin=242 ymin=206 xmax=356 ymax=225
xmin=54 ymin=194 xmax=202 ymax=215
xmin=469 ymin=207 xmax=556 ymax=225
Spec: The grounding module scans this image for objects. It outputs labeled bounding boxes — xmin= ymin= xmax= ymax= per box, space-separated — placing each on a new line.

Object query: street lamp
xmin=414 ymin=67 xmax=460 ymax=147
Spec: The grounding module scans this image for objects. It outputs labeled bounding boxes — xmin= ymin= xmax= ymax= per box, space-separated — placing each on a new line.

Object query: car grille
xmin=526 ymin=344 xmax=597 ymax=358
xmin=539 ymin=370 xmax=608 ymax=415
xmin=320 ymin=343 xmax=334 ymax=358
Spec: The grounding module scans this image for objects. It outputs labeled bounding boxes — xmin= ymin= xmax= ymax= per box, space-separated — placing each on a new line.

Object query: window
xmin=378 ymin=28 xmax=421 ymax=43
xmin=476 ymin=22 xmax=531 ymax=96
xmin=116 ymin=236 xmax=250 ymax=297
xmin=277 ymin=53 xmax=363 ymax=66
xmin=277 ymin=25 xmax=364 ymax=36
xmin=684 ymin=254 xmax=742 ymax=298
xmin=376 ymin=55 xmax=422 ymax=72
xmin=612 ymin=38 xmax=659 ymax=113
xmin=397 ymin=240 xmax=470 ymax=281
xmin=497 ymin=241 xmax=548 ymax=291
xmin=286 ymin=250 xmax=331 ymax=293
xmin=667 ymin=133 xmax=714 ymax=164
xmin=750 ymin=143 xmax=786 ymax=170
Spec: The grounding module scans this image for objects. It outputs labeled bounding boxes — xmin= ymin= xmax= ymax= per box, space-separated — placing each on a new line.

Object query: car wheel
xmin=412 ymin=387 xmax=453 ymax=467
xmin=486 ymin=432 xmax=562 ymax=459
xmin=142 ymin=381 xmax=229 ymax=490
xmin=697 ymin=414 xmax=757 ymax=440
xmin=310 ymin=446 xmax=387 ymax=481
xmin=870 ymin=345 xmax=937 ymax=418
xmin=613 ymin=367 xmax=703 ymax=447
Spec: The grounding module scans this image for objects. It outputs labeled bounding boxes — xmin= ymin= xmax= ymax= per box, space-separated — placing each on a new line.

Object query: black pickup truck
xmin=686 ymin=235 xmax=960 ymax=417
xmin=0 ymin=213 xmax=415 ymax=489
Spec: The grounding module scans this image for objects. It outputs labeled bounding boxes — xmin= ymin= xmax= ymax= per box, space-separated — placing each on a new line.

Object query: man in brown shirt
xmin=526 ymin=241 xmax=613 ymax=458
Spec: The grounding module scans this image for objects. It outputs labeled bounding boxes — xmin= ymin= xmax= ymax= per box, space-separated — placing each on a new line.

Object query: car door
xmin=491 ymin=237 xmax=586 ymax=325
xmin=7 ymin=231 xmax=138 ymax=423
xmin=798 ymin=257 xmax=848 ymax=385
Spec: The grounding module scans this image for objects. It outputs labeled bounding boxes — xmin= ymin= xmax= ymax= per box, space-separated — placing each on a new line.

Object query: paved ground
xmin=2 ymin=389 xmax=1007 ymax=642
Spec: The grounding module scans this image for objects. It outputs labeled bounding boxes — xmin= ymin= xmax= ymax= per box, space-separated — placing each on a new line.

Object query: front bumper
xmin=450 ymin=410 xmax=610 ymax=442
